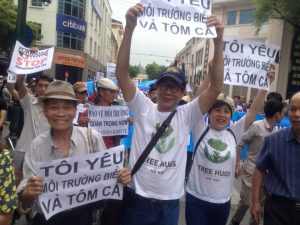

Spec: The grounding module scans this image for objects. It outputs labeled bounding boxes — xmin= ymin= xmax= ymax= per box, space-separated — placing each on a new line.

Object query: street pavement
xmin=5 ymin=123 xmax=251 ymax=225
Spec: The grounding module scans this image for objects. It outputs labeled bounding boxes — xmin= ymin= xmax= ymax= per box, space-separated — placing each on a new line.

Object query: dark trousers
xmin=100 ymin=199 xmax=123 ymax=225
xmin=122 ymin=187 xmax=179 ymax=225
xmin=31 ymin=205 xmax=93 ymax=225
xmin=264 ymin=195 xmax=300 ymax=225
xmin=185 ymin=192 xmax=231 ymax=225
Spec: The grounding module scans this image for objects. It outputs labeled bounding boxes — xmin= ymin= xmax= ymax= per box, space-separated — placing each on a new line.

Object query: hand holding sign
xmin=125 ymin=3 xmax=144 ymax=32
xmin=23 ymin=176 xmax=44 ymax=200
xmin=207 ymin=15 xmax=224 ymax=42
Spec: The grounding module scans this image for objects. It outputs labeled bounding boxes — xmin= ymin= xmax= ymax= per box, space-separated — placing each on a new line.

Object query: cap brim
xmin=157 ymin=74 xmax=184 ymax=85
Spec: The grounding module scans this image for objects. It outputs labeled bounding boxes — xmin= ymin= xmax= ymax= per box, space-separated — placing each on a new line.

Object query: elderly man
xmin=17 ymin=80 xmax=130 ymax=225
xmin=7 ymin=73 xmax=53 ymax=154
xmin=251 ymin=92 xmax=300 ymax=225
xmin=116 ymin=4 xmax=224 ymax=225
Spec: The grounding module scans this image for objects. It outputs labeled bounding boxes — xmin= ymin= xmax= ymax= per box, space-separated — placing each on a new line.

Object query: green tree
xmin=129 ymin=65 xmax=140 ymax=78
xmin=0 ymin=0 xmax=17 ymax=53
xmin=254 ymin=0 xmax=300 ymax=32
xmin=146 ymin=62 xmax=165 ymax=80
xmin=27 ymin=21 xmax=43 ymax=43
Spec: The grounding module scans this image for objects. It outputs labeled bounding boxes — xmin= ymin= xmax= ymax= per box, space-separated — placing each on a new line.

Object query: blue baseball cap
xmin=156 ymin=66 xmax=187 ymax=87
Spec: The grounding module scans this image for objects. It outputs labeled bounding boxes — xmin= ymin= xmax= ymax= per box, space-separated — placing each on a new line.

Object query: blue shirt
xmin=256 ymin=127 xmax=300 ymax=201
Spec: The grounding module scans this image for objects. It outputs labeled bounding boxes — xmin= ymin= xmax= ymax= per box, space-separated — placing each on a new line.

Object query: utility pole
xmin=16 ymin=0 xmax=28 ymax=45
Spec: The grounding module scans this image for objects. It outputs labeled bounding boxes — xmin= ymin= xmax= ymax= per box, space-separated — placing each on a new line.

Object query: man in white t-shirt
xmin=115 ymin=3 xmax=224 ymax=225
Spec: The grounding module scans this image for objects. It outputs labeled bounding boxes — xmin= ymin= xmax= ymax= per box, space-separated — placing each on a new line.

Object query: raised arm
xmin=244 ymin=67 xmax=275 ymax=130
xmin=115 ymin=4 xmax=144 ymax=102
xmin=198 ymin=16 xmax=224 ymax=114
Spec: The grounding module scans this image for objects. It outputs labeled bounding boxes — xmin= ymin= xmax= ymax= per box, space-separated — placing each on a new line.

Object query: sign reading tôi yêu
xmin=88 ymin=105 xmax=129 ymax=136
xmin=223 ymin=38 xmax=280 ymax=90
xmin=36 ymin=145 xmax=125 ymax=220
xmin=138 ymin=0 xmax=216 ymax=38
xmin=8 ymin=41 xmax=54 ymax=75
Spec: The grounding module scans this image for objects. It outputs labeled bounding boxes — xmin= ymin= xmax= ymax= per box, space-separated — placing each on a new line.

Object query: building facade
xmin=177 ymin=0 xmax=296 ymax=100
xmin=23 ymin=0 xmax=113 ymax=83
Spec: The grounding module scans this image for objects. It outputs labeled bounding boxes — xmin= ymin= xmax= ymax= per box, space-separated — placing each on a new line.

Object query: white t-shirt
xmin=186 ymin=116 xmax=245 ymax=203
xmin=127 ymin=88 xmax=202 ymax=200
xmin=16 ymin=91 xmax=50 ymax=152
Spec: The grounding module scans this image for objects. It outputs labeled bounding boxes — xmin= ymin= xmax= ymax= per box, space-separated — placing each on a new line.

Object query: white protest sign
xmin=106 ymin=63 xmax=116 ymax=81
xmin=138 ymin=0 xmax=216 ymax=38
xmin=88 ymin=105 xmax=129 ymax=136
xmin=223 ymin=38 xmax=280 ymax=90
xmin=72 ymin=104 xmax=87 ymax=125
xmin=9 ymin=41 xmax=54 ymax=74
xmin=7 ymin=71 xmax=16 ymax=83
xmin=36 ymin=145 xmax=124 ymax=220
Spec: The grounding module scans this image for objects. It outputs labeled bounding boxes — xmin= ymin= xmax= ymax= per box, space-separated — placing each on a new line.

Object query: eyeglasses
xmin=158 ymin=83 xmax=182 ymax=93
xmin=77 ymin=90 xmax=87 ymax=95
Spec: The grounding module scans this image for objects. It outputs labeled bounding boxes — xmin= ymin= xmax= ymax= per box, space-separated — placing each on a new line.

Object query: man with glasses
xmin=115 ymin=3 xmax=224 ymax=225
xmin=73 ymin=82 xmax=90 ymax=127
xmin=93 ymin=78 xmax=125 ymax=225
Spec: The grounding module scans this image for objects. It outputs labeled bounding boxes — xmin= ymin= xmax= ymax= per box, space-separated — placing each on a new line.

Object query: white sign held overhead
xmin=9 ymin=41 xmax=54 ymax=75
xmin=223 ymin=38 xmax=280 ymax=90
xmin=36 ymin=145 xmax=125 ymax=220
xmin=138 ymin=0 xmax=216 ymax=38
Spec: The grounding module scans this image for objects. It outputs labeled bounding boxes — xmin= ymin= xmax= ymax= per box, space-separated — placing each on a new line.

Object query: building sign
xmin=56 ymin=14 xmax=87 ymax=37
xmin=287 ymin=30 xmax=300 ymax=98
xmin=55 ymin=51 xmax=85 ymax=68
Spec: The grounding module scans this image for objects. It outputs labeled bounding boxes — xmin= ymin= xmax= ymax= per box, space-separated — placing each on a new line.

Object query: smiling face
xmin=289 ymin=92 xmax=300 ymax=136
xmin=209 ymin=103 xmax=232 ymax=131
xmin=156 ymin=78 xmax=184 ymax=112
xmin=43 ymin=99 xmax=76 ymax=131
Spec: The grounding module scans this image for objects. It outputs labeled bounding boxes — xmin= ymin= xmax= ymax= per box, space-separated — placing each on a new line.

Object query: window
xmin=58 ymin=0 xmax=85 ymax=19
xmin=227 ymin=11 xmax=237 ymax=25
xmin=239 ymin=9 xmax=254 ymax=24
xmin=31 ymin=0 xmax=43 ymax=7
xmin=57 ymin=31 xmax=84 ymax=51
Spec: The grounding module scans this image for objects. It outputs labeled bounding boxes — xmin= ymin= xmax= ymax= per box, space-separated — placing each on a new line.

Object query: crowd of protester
xmin=0 ymin=3 xmax=299 ymax=225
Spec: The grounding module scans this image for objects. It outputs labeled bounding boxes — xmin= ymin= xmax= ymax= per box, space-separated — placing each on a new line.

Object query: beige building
xmin=110 ymin=19 xmax=124 ymax=63
xmin=19 ymin=0 xmax=113 ymax=83
xmin=177 ymin=0 xmax=297 ymax=100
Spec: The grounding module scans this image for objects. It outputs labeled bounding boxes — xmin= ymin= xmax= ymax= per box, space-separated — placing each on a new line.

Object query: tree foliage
xmin=0 ymin=0 xmax=17 ymax=53
xmin=254 ymin=0 xmax=300 ymax=32
xmin=145 ymin=62 xmax=165 ymax=80
xmin=129 ymin=65 xmax=140 ymax=78
xmin=27 ymin=21 xmax=43 ymax=43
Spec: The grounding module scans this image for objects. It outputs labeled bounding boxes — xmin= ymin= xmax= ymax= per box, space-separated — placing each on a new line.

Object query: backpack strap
xmin=226 ymin=128 xmax=237 ymax=145
xmin=186 ymin=126 xmax=210 ymax=180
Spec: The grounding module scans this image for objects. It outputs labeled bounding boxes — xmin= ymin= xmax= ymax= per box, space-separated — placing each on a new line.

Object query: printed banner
xmin=106 ymin=63 xmax=116 ymax=81
xmin=138 ymin=0 xmax=216 ymax=38
xmin=7 ymin=71 xmax=16 ymax=83
xmin=9 ymin=41 xmax=54 ymax=74
xmin=73 ymin=104 xmax=87 ymax=125
xmin=36 ymin=145 xmax=125 ymax=220
xmin=88 ymin=106 xmax=129 ymax=136
xmin=223 ymin=38 xmax=280 ymax=90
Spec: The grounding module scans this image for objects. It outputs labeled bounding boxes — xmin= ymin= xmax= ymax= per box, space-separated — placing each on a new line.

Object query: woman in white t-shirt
xmin=185 ymin=68 xmax=276 ymax=225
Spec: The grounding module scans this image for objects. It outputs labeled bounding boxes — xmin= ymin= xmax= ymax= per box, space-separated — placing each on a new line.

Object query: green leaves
xmin=254 ymin=0 xmax=300 ymax=32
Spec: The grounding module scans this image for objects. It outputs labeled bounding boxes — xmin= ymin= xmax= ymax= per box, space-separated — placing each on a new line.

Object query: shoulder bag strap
xmin=87 ymin=128 xmax=95 ymax=153
xmin=131 ymin=109 xmax=177 ymax=176
xmin=186 ymin=126 xmax=210 ymax=181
